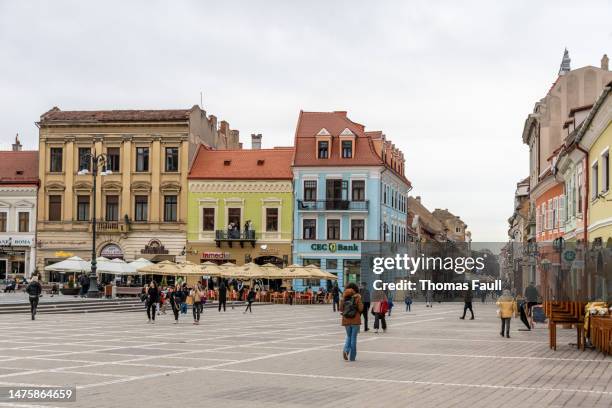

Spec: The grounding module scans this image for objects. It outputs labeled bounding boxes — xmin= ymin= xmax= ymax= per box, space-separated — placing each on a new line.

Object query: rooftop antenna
xmin=200 ymin=91 xmax=203 ymax=109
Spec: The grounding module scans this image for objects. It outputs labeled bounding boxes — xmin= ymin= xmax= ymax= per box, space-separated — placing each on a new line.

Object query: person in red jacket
xmin=372 ymin=297 xmax=388 ymax=333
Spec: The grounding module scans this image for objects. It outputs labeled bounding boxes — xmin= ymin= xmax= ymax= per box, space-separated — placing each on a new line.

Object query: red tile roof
xmin=0 ymin=151 xmax=39 ymax=185
xmin=39 ymin=107 xmax=192 ymax=123
xmin=292 ymin=111 xmax=410 ymax=185
xmin=189 ymin=146 xmax=294 ymax=180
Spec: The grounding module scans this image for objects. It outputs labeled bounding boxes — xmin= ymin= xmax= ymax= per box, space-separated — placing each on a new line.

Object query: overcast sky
xmin=1 ymin=0 xmax=611 ymax=241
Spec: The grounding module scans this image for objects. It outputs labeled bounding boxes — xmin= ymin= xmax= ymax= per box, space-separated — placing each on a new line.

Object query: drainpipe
xmin=576 ymin=145 xmax=589 ymax=245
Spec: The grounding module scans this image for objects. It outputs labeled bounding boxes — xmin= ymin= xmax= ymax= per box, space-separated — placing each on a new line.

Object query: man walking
xmin=331 ymin=283 xmax=342 ymax=312
xmin=524 ymin=282 xmax=539 ymax=315
xmin=359 ymin=282 xmax=371 ymax=332
xmin=26 ymin=276 xmax=42 ymax=320
xmin=460 ymin=288 xmax=474 ymax=320
xmin=218 ymin=279 xmax=227 ymax=312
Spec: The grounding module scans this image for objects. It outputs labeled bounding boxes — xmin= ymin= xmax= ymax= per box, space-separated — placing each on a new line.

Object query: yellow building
xmin=36 ymin=106 xmax=240 ymax=281
xmin=579 ymin=82 xmax=612 ymax=242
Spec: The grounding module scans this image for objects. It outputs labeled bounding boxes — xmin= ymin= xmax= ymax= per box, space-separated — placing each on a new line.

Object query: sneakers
xmin=506 ymin=334 xmax=510 ymax=338
xmin=342 ymin=351 xmax=348 ymax=361
xmin=374 ymin=329 xmax=379 ymax=333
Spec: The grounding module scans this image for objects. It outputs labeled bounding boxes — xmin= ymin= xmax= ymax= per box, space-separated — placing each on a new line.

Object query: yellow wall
xmin=588 ymin=121 xmax=612 ymax=241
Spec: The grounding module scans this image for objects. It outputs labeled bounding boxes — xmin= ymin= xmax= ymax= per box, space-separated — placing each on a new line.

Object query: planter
xmin=60 ymin=287 xmax=80 ymax=296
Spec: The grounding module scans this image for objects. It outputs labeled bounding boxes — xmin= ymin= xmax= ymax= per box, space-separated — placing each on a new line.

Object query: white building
xmin=0 ymin=137 xmax=38 ymax=280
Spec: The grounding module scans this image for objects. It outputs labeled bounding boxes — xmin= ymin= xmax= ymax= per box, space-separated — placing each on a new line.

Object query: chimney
xmin=415 ymin=196 xmax=421 ymax=202
xmin=12 ymin=134 xmax=22 ymax=151
xmin=602 ymin=54 xmax=609 ymax=71
xmin=251 ymin=133 xmax=262 ymax=150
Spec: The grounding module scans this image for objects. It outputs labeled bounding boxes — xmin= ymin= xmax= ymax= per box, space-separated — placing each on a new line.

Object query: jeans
xmin=501 ymin=318 xmax=511 ymax=336
xmin=146 ymin=301 xmax=156 ymax=321
xmin=405 ymin=302 xmax=411 ymax=312
xmin=171 ymin=302 xmax=180 ymax=321
xmin=343 ymin=324 xmax=359 ymax=361
xmin=362 ymin=302 xmax=370 ymax=331
xmin=462 ymin=302 xmax=474 ymax=319
xmin=374 ymin=313 xmax=387 ymax=330
xmin=193 ymin=301 xmax=202 ymax=321
xmin=29 ymin=296 xmax=38 ymax=319
xmin=333 ymin=297 xmax=340 ymax=312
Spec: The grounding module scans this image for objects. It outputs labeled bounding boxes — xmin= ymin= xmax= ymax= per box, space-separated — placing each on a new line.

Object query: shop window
xmin=48 ymin=195 xmax=62 ymax=221
xmin=326 ymin=259 xmax=338 ymax=270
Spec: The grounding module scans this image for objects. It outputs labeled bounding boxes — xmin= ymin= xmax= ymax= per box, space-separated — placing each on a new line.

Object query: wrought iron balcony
xmin=297 ymin=200 xmax=369 ymax=211
xmin=215 ymin=230 xmax=257 ymax=248
xmin=91 ymin=220 xmax=129 ymax=233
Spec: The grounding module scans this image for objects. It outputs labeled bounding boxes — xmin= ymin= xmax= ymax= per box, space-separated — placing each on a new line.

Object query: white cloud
xmin=1 ymin=0 xmax=610 ymax=241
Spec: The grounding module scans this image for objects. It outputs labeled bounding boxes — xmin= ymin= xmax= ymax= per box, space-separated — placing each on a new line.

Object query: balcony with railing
xmin=297 ymin=200 xmax=369 ymax=211
xmin=92 ymin=220 xmax=129 ymax=233
xmin=215 ymin=230 xmax=257 ymax=248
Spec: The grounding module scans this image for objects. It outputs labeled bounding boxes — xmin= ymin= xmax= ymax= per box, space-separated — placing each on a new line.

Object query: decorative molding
xmin=73 ymin=181 xmax=93 ymax=192
xmin=160 ymin=181 xmax=181 ymax=193
xmin=131 ymin=181 xmax=152 ymax=192
xmin=14 ymin=200 xmax=35 ymax=208
xmin=189 ymin=180 xmax=292 ymax=193
xmin=0 ymin=186 xmax=37 ymax=194
xmin=101 ymin=181 xmax=123 ymax=192
xmin=45 ymin=182 xmax=65 ymax=192
xmin=317 ymin=128 xmax=331 ymax=136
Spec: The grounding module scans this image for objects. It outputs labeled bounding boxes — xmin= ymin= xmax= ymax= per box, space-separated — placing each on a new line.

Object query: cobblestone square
xmin=0 ymin=303 xmax=610 ymax=408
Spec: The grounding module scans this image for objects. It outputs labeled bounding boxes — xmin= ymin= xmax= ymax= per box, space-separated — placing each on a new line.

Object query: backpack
xmin=342 ymin=296 xmax=358 ymax=318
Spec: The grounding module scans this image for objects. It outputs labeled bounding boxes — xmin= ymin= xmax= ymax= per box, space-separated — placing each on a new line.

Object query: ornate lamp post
xmin=77 ymin=150 xmax=111 ymax=298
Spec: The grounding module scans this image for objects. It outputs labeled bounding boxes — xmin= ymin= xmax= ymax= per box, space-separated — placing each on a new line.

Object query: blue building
xmin=292 ymin=111 xmax=411 ymax=289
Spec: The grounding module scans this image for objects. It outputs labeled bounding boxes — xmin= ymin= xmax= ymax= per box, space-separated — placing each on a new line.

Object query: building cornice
xmin=189 ymin=180 xmax=293 ymax=194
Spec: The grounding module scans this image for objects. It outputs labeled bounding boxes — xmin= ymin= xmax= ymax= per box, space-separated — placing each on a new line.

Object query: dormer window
xmin=342 ymin=140 xmax=353 ymax=158
xmin=257 ymin=160 xmax=265 ymax=166
xmin=224 ymin=160 xmax=231 ymax=166
xmin=318 ymin=141 xmax=329 ymax=159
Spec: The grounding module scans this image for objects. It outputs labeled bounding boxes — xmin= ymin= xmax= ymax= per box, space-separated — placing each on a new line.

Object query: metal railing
xmin=215 ymin=230 xmax=257 ymax=240
xmin=297 ymin=200 xmax=369 ymax=211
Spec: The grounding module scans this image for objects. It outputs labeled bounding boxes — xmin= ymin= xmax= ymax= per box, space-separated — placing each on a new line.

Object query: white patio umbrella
xmin=128 ymin=258 xmax=153 ymax=271
xmin=96 ymin=258 xmax=136 ymax=275
xmin=44 ymin=256 xmax=91 ymax=273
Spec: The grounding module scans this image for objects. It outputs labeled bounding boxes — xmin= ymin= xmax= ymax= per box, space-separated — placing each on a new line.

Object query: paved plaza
xmin=0 ymin=302 xmax=610 ymax=408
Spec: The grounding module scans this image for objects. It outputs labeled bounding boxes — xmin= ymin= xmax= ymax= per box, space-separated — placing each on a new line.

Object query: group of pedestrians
xmin=141 ymin=280 xmax=258 ymax=325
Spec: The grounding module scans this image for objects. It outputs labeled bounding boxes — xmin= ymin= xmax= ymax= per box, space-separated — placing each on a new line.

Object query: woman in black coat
xmin=146 ymin=281 xmax=159 ymax=323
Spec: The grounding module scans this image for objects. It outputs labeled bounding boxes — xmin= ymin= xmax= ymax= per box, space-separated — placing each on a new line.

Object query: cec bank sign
xmin=310 ymin=242 xmax=359 ymax=253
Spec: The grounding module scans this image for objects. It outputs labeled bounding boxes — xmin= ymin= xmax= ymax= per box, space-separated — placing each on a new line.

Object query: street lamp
xmin=77 ymin=151 xmax=112 ymax=298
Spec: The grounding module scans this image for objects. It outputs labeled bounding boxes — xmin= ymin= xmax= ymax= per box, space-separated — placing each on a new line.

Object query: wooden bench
xmin=115 ymin=287 xmax=143 ymax=297
xmin=545 ymin=301 xmax=587 ymax=350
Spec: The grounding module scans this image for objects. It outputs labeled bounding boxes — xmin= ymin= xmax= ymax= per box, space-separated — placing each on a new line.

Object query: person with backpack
xmin=26 ymin=276 xmax=42 ymax=320
xmin=244 ymin=286 xmax=256 ymax=313
xmin=339 ymin=282 xmax=364 ymax=362
xmin=404 ymin=293 xmax=413 ymax=312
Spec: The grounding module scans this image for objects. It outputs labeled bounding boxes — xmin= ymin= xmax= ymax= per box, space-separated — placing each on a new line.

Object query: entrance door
xmin=0 ymin=260 xmax=6 ymax=281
